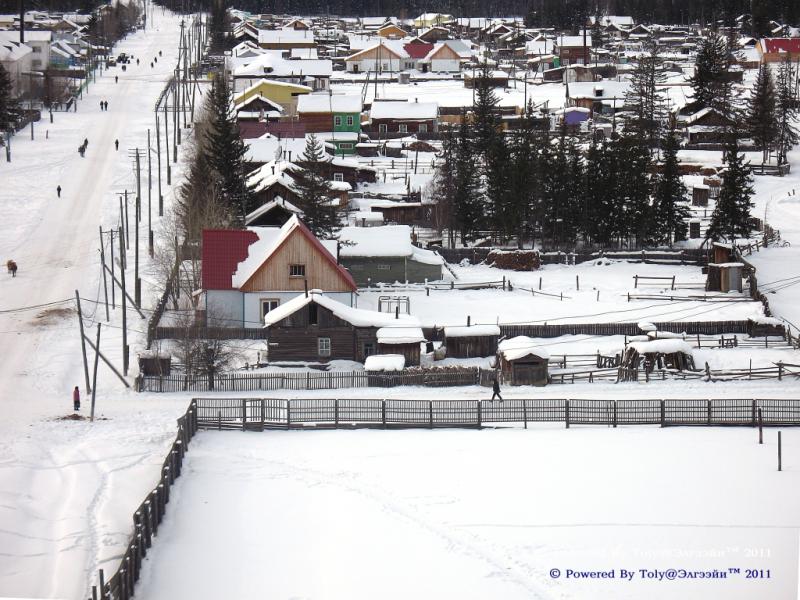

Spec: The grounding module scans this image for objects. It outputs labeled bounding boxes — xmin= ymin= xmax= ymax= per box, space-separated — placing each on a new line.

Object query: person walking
xmin=100 ymin=100 xmax=104 ymax=111
xmin=115 ymin=75 xmax=118 ymax=83
xmin=83 ymin=138 xmax=88 ymax=148
xmin=104 ymin=101 xmax=109 ymax=111
xmin=73 ymin=386 xmax=80 ymax=411
xmin=56 ymin=185 xmax=61 ymax=198
xmin=114 ymin=139 xmax=119 ymax=151
xmin=491 ymin=376 xmax=503 ymax=402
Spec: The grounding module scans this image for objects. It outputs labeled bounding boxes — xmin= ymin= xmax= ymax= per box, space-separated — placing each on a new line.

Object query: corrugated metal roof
xmin=404 ymin=41 xmax=434 ymax=59
xmin=763 ymin=38 xmax=800 ymax=53
xmin=202 ymin=229 xmax=260 ymax=290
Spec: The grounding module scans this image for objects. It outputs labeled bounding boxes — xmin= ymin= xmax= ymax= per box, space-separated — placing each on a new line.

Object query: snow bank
xmin=364 ymin=354 xmax=405 ymax=371
xmin=443 ymin=325 xmax=501 ymax=338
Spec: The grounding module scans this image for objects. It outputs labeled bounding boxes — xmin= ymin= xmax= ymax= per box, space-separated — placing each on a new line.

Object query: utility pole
xmin=164 ymin=101 xmax=171 ymax=183
xmin=109 ymin=228 xmax=115 ymax=309
xmin=156 ymin=115 xmax=163 ymax=215
xmin=75 ymin=290 xmax=92 ymax=394
xmin=90 ymin=323 xmax=101 ymax=422
xmin=119 ymin=226 xmax=128 ymax=376
xmin=148 ymin=129 xmax=153 ymax=257
xmin=135 ymin=149 xmax=141 ymax=307
xmin=99 ymin=227 xmax=110 ymax=321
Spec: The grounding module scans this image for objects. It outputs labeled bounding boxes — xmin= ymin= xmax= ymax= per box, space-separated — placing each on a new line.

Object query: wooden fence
xmin=193 ymin=397 xmax=800 ymax=430
xmin=92 ymin=401 xmax=199 ymax=600
xmin=137 ymin=368 xmax=494 ymax=393
xmin=436 ymin=247 xmax=707 ymax=266
xmin=499 ymin=320 xmax=756 ymax=338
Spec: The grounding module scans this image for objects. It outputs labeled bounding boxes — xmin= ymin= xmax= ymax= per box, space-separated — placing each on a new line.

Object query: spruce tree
xmin=706 ymin=133 xmax=755 ymax=243
xmin=746 ymin=64 xmax=778 ymax=163
xmin=432 ymin=125 xmax=458 ymax=246
xmin=471 ymin=62 xmax=501 ymax=161
xmin=584 ymin=137 xmax=617 ymax=246
xmin=624 ymin=42 xmax=668 ymax=148
xmin=292 ymin=134 xmax=341 ymax=238
xmin=204 ymin=71 xmax=256 ymax=223
xmin=485 ymin=134 xmax=513 ymax=242
xmin=652 ymin=122 xmax=689 ymax=246
xmin=689 ymin=30 xmax=732 ymax=113
xmin=617 ymin=134 xmax=654 ymax=246
xmin=452 ymin=120 xmax=482 ymax=245
xmin=0 ymin=63 xmax=20 ymax=133
xmin=775 ymin=56 xmax=799 ymax=166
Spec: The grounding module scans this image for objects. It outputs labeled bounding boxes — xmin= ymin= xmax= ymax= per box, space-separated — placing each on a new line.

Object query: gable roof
xmin=297 ymin=93 xmax=363 ymax=114
xmin=233 ymin=216 xmax=357 ymax=291
xmin=345 ymin=39 xmax=408 ymax=61
xmin=245 ymin=198 xmax=303 ymax=225
xmin=760 ymin=38 xmax=800 ymax=53
xmin=404 ymin=41 xmax=434 ymax=59
xmin=263 ymin=291 xmax=419 ymax=327
xmin=369 ymin=100 xmax=438 ymax=121
xmin=202 ymin=229 xmax=260 ymax=290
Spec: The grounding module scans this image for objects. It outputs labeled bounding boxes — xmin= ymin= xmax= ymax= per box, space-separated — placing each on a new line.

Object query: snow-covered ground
xmin=135 ymin=428 xmax=800 ymax=600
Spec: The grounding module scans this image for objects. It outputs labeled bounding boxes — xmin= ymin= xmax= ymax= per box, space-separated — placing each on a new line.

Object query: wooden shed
xmin=376 ymin=326 xmax=424 ymax=366
xmin=497 ymin=336 xmax=549 ymax=386
xmin=443 ymin=324 xmax=501 ymax=358
xmin=707 ymin=262 xmax=744 ymax=292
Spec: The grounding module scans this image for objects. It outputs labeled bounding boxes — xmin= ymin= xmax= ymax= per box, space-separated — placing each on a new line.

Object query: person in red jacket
xmin=73 ymin=386 xmax=80 ymax=411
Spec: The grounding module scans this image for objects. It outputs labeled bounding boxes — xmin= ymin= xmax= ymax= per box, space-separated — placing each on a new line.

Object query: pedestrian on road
xmin=115 ymin=75 xmax=118 ymax=83
xmin=78 ymin=145 xmax=85 ymax=157
xmin=73 ymin=386 xmax=80 ymax=411
xmin=104 ymin=101 xmax=109 ymax=111
xmin=150 ymin=62 xmax=153 ymax=68
xmin=114 ymin=139 xmax=119 ymax=151
xmin=159 ymin=50 xmax=162 ymax=56
xmin=491 ymin=377 xmax=503 ymax=402
xmin=83 ymin=138 xmax=88 ymax=148
xmin=136 ymin=58 xmax=140 ymax=65
xmin=100 ymin=100 xmax=104 ymax=111
xmin=56 ymin=185 xmax=61 ymax=198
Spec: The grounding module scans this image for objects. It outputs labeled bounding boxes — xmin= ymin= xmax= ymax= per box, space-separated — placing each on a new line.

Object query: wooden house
xmin=376 ymin=326 xmax=425 ymax=365
xmin=443 ymin=325 xmax=501 ymax=358
xmin=296 ymin=93 xmax=362 ymax=154
xmin=377 ymin=22 xmax=407 ymax=38
xmin=756 ymin=38 xmax=800 ymax=63
xmin=202 ymin=217 xmax=357 ymax=330
xmin=233 ymin=79 xmax=311 ymax=119
xmin=420 ymin=40 xmax=471 ymax=72
xmin=245 ymin=198 xmax=303 ymax=227
xmin=497 ymin=337 xmax=549 ymax=386
xmin=368 ymin=99 xmax=438 ymax=135
xmin=344 ymin=40 xmax=409 ymax=73
xmin=257 ymin=28 xmax=316 ymax=50
xmin=417 ymin=26 xmax=450 ymax=43
xmin=247 ymin=161 xmax=352 ymax=210
xmin=262 ymin=291 xmax=422 ymax=363
xmin=554 ymin=35 xmax=591 ymax=65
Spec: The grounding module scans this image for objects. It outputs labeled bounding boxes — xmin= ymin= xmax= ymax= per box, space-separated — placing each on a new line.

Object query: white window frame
xmin=289 ymin=264 xmax=306 ymax=277
xmin=333 ymin=172 xmax=344 ymax=182
xmin=334 ymin=115 xmax=342 ymax=126
xmin=260 ymin=298 xmax=280 ymax=319
xmin=378 ymin=123 xmax=387 ymax=133
xmin=318 ymin=337 xmax=331 ymax=357
xmin=418 ymin=123 xmax=428 ymax=133
xmin=399 ymin=123 xmax=408 ymax=133
xmin=346 ymin=115 xmax=354 ymax=126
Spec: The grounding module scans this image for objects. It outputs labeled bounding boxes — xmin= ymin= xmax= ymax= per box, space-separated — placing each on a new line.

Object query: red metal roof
xmin=404 ymin=41 xmax=434 ymax=59
xmin=202 ymin=229 xmax=260 ymax=290
xmin=762 ymin=38 xmax=800 ymax=54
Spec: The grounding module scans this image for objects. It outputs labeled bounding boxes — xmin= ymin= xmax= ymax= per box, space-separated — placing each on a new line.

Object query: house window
xmin=289 ymin=264 xmax=306 ymax=277
xmin=318 ymin=337 xmax=331 ymax=356
xmin=382 ymin=62 xmax=389 ymax=70
xmin=376 ymin=264 xmax=391 ymax=270
xmin=339 ymin=143 xmax=354 ymax=149
xmin=260 ymin=299 xmax=280 ymax=320
xmin=346 ymin=115 xmax=354 ymax=126
xmin=399 ymin=123 xmax=408 ymax=133
xmin=363 ymin=342 xmax=375 ymax=357
xmin=418 ymin=123 xmax=428 ymax=133
xmin=309 ymin=303 xmax=319 ymax=325
xmin=32 ymin=46 xmax=41 ymax=53
xmin=334 ymin=115 xmax=342 ymax=126
xmin=333 ymin=172 xmax=344 ymax=182
xmin=378 ymin=124 xmax=387 ymax=133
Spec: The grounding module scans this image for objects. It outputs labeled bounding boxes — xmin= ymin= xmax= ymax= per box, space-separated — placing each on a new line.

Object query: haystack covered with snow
xmin=364 ymin=354 xmax=405 ymax=372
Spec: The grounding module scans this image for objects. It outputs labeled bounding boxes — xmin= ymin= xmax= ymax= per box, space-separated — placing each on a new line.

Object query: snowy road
xmin=0 ymin=9 xmax=192 ymax=598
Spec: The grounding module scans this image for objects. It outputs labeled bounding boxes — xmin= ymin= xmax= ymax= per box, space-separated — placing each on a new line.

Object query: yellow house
xmin=377 ymin=23 xmax=407 ymax=38
xmin=234 ymin=79 xmax=312 ymax=117
xmin=413 ymin=13 xmax=454 ymax=29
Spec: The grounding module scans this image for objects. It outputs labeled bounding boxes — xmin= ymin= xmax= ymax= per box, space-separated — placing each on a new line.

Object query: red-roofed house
xmin=757 ymin=38 xmax=800 ymax=63
xmin=202 ymin=217 xmax=357 ymax=328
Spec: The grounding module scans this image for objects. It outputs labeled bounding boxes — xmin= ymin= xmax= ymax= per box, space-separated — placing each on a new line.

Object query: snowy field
xmin=135 ymin=429 xmax=800 ymax=600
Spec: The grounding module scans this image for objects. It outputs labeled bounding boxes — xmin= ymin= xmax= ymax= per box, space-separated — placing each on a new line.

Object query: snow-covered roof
xmin=244 ymin=197 xmax=303 ymax=224
xmin=498 ymin=336 xmax=550 ymax=361
xmin=0 ymin=39 xmax=31 ymax=61
xmin=556 ymin=35 xmax=588 ymax=48
xmin=337 ymin=225 xmax=441 ymax=266
xmin=297 ymin=93 xmax=362 ymax=114
xmin=628 ymin=339 xmax=694 ymax=355
xmin=364 ymin=354 xmax=405 ymax=371
xmin=257 ymin=28 xmax=315 ymax=45
xmin=234 ymin=53 xmax=332 ymax=78
xmin=231 ymin=224 xmax=291 ymax=288
xmin=263 ymin=291 xmax=421 ymax=328
xmin=369 ymin=100 xmax=438 ymax=121
xmin=376 ymin=326 xmax=425 ymax=344
xmin=525 ymin=39 xmax=554 ymax=55
xmin=444 ymin=324 xmax=501 ymax=338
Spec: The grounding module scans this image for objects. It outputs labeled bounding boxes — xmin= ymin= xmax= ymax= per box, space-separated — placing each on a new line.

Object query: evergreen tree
xmin=652 ymin=122 xmax=689 ymax=245
xmin=750 ymin=0 xmax=772 ymax=37
xmin=541 ymin=125 xmax=582 ymax=248
xmin=471 ymin=62 xmax=501 ymax=161
xmin=292 ymin=134 xmax=341 ymax=238
xmin=583 ymin=137 xmax=617 ymax=246
xmin=0 ymin=63 xmax=19 ymax=133
xmin=485 ymin=133 xmax=513 ymax=241
xmin=706 ymin=133 xmax=755 ymax=243
xmin=616 ymin=134 xmax=654 ymax=246
xmin=204 ymin=71 xmax=255 ymax=223
xmin=775 ymin=56 xmax=799 ymax=166
xmin=746 ymin=63 xmax=778 ymax=163
xmin=209 ymin=0 xmax=229 ymax=54
xmin=689 ymin=30 xmax=732 ymax=114
xmin=623 ymin=42 xmax=668 ymax=148
xmin=452 ymin=120 xmax=483 ymax=244
xmin=431 ymin=125 xmax=458 ymax=246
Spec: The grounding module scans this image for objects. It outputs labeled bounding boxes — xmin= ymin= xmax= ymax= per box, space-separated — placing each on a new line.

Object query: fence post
xmin=759 ymin=407 xmax=763 ymax=444
xmin=429 ymin=401 xmax=433 ymax=429
xmin=260 ymin=400 xmax=265 ymax=431
xmin=565 ymin=400 xmax=570 ymax=429
xmin=523 ymin=399 xmax=527 ymax=429
xmin=382 ymin=400 xmax=387 ymax=428
xmin=707 ymin=399 xmax=712 ymax=425
xmin=613 ymin=400 xmax=617 ymax=428
xmin=778 ymin=431 xmax=782 ymax=472
xmin=335 ymin=399 xmax=339 ymax=427
xmin=286 ymin=400 xmax=291 ymax=430
xmin=660 ymin=400 xmax=665 ymax=427
xmin=99 ymin=569 xmax=105 ymax=600
xmin=217 ymin=410 xmax=221 ymax=431
xmin=778 ymin=362 xmax=783 ymax=381
xmin=477 ymin=400 xmax=482 ymax=428
xmin=751 ymin=399 xmax=756 ymax=426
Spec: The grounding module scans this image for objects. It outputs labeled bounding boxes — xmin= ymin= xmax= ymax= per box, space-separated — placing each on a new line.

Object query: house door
xmin=353 ymin=64 xmax=359 ymax=73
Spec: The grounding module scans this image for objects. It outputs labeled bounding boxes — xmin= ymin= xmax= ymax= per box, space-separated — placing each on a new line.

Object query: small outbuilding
xmin=443 ymin=324 xmax=501 ymax=358
xmin=376 ymin=326 xmax=425 ymax=366
xmin=621 ymin=339 xmax=695 ymax=373
xmin=496 ymin=336 xmax=550 ymax=386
